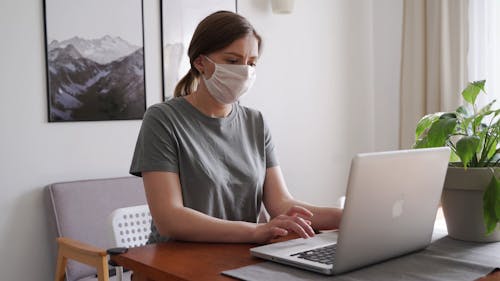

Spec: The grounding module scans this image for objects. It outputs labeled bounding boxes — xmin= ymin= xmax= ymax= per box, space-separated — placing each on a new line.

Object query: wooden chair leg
xmin=54 ymin=250 xmax=67 ymax=281
xmin=96 ymin=257 xmax=110 ymax=281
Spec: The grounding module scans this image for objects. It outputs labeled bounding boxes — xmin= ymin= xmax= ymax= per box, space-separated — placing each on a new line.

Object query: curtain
xmin=468 ymin=0 xmax=500 ymax=108
xmin=399 ymin=0 xmax=469 ymax=149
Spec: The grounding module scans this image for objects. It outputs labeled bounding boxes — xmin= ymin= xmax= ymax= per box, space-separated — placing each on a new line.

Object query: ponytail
xmin=173 ymin=69 xmax=199 ymax=97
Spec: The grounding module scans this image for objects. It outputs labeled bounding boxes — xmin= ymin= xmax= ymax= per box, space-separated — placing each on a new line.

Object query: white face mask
xmin=202 ymin=56 xmax=256 ymax=104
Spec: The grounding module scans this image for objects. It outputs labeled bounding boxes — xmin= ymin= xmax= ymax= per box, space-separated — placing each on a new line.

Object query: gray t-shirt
xmin=130 ymin=97 xmax=279 ymax=242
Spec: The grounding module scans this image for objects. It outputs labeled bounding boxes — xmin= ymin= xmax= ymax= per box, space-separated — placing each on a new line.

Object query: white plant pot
xmin=442 ymin=167 xmax=500 ymax=242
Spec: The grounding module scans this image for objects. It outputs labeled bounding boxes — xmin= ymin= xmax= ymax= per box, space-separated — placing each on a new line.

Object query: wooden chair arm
xmin=57 ymin=237 xmax=107 ymax=258
xmin=55 ymin=237 xmax=109 ymax=281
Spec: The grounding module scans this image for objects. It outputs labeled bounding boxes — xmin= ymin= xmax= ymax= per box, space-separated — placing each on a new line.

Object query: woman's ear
xmin=193 ymin=55 xmax=204 ymax=74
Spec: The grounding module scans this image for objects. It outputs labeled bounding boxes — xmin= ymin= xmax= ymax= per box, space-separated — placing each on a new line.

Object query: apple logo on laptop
xmin=392 ymin=198 xmax=405 ymax=218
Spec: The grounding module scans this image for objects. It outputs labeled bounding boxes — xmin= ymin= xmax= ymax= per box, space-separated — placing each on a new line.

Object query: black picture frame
xmin=160 ymin=0 xmax=238 ymax=100
xmin=43 ymin=0 xmax=147 ymax=122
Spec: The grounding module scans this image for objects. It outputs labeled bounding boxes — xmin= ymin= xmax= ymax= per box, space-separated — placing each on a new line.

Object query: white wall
xmin=0 ymin=0 xmax=401 ymax=280
xmin=240 ymin=0 xmax=402 ymax=204
xmin=373 ymin=0 xmax=403 ymax=150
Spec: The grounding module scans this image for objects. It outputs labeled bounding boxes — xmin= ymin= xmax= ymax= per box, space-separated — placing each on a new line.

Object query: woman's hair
xmin=173 ymin=11 xmax=262 ymax=97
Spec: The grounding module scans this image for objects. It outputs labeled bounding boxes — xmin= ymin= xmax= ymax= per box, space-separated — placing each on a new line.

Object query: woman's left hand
xmin=252 ymin=205 xmax=315 ymax=243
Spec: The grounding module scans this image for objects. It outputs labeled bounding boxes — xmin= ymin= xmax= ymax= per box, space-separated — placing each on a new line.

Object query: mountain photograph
xmin=46 ymin=36 xmax=145 ymax=121
xmin=44 ymin=0 xmax=145 ymax=121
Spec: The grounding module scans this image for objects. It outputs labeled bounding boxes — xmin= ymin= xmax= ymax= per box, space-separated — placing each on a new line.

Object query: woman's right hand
xmin=253 ymin=206 xmax=315 ymax=243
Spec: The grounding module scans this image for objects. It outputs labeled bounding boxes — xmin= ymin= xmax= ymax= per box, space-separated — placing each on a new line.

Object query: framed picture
xmin=161 ymin=0 xmax=237 ymax=100
xmin=43 ymin=0 xmax=146 ymax=122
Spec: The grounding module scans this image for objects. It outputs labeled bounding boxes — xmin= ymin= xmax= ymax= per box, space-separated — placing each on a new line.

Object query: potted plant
xmin=414 ymin=80 xmax=500 ymax=242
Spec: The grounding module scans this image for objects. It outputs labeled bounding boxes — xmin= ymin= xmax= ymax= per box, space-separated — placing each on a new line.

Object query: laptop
xmin=250 ymin=147 xmax=450 ymax=275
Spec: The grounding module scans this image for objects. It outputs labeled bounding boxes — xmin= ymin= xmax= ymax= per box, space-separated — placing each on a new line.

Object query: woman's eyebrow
xmin=223 ymin=52 xmax=243 ymax=57
xmin=223 ymin=52 xmax=258 ymax=59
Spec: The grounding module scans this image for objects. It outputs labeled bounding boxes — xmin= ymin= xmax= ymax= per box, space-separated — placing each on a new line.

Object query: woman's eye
xmin=249 ymin=62 xmax=257 ymax=67
xmin=226 ymin=59 xmax=238 ymax=64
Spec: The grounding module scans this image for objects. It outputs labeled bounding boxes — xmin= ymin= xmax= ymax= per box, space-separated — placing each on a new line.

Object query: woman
xmin=130 ymin=11 xmax=342 ymax=244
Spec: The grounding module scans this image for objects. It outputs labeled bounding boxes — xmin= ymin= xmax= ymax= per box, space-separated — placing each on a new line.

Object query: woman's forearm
xmin=307 ymin=205 xmax=343 ymax=230
xmin=262 ymin=167 xmax=343 ymax=231
xmin=143 ymin=171 xmax=260 ymax=243
xmin=273 ymin=198 xmax=343 ymax=230
xmin=155 ymin=206 xmax=258 ymax=243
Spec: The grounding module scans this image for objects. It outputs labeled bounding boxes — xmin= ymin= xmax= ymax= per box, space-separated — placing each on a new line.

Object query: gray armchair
xmin=46 ymin=177 xmax=147 ymax=281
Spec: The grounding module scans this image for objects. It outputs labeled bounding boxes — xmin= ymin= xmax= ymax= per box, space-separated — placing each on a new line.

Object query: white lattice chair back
xmin=109 ymin=204 xmax=152 ymax=248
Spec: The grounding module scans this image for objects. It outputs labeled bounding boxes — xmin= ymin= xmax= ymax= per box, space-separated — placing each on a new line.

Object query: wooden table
xmin=110 ymin=238 xmax=500 ymax=281
xmin=110 ymin=240 xmax=262 ymax=281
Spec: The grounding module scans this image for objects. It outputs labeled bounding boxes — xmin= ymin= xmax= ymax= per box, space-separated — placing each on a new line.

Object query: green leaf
xmin=449 ymin=151 xmax=461 ymax=163
xmin=415 ymin=113 xmax=442 ymax=140
xmin=472 ymin=80 xmax=486 ymax=91
xmin=486 ymin=138 xmax=498 ymax=160
xmin=413 ymin=138 xmax=428 ymax=149
xmin=425 ymin=118 xmax=458 ymax=147
xmin=455 ymin=136 xmax=481 ymax=167
xmin=440 ymin=113 xmax=457 ymax=119
xmin=473 ymin=115 xmax=485 ymax=134
xmin=477 ymin=100 xmax=496 ymax=116
xmin=462 ymin=80 xmax=486 ymax=105
xmin=456 ymin=106 xmax=470 ymax=117
xmin=483 ymin=174 xmax=500 ymax=235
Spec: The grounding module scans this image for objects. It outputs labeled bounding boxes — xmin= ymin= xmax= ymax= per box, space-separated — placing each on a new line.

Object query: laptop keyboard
xmin=291 ymin=244 xmax=337 ymax=265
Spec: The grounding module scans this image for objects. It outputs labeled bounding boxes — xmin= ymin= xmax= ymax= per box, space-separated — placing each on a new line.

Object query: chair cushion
xmin=46 ymin=177 xmax=146 ymax=281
